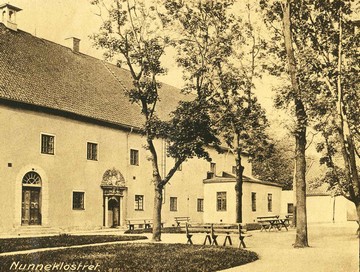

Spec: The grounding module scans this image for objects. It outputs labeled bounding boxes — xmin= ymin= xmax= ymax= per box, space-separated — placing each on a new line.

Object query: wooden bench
xmin=174 ymin=216 xmax=190 ymax=227
xmin=257 ymin=215 xmax=289 ymax=231
xmin=126 ymin=219 xmax=165 ymax=230
xmin=184 ymin=223 xmax=250 ymax=248
xmin=126 ymin=219 xmax=152 ymax=230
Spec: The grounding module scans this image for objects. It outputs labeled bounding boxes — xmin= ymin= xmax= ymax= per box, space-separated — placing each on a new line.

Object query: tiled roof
xmin=0 ymin=23 xmax=186 ymax=129
xmin=203 ymin=172 xmax=283 ymax=188
xmin=307 ymin=184 xmax=332 ymax=196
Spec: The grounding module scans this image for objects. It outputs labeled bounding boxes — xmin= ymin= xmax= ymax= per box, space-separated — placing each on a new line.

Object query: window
xmin=197 ymin=198 xmax=204 ymax=212
xmin=41 ymin=134 xmax=54 ymax=155
xmin=73 ymin=192 xmax=84 ymax=210
xmin=210 ymin=162 xmax=216 ymax=174
xmin=217 ymin=192 xmax=226 ymax=211
xmin=287 ymin=203 xmax=294 ymax=214
xmin=251 ymin=192 xmax=256 ymax=212
xmin=87 ymin=142 xmax=98 ymax=160
xmin=268 ymin=193 xmax=273 ymax=212
xmin=130 ymin=149 xmax=139 ymax=166
xmin=170 ymin=197 xmax=177 ymax=211
xmin=135 ymin=195 xmax=144 ymax=211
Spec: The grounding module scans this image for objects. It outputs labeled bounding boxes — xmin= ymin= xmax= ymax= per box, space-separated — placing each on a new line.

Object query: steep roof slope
xmin=0 ymin=23 xmax=186 ymax=128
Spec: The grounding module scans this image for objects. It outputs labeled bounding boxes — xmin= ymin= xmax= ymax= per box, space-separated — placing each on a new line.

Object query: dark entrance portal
xmin=108 ymin=197 xmax=120 ymax=227
xmin=21 ymin=172 xmax=42 ymax=225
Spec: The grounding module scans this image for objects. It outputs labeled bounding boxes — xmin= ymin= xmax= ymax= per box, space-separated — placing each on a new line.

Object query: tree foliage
xmin=165 ymin=0 xmax=271 ymax=223
xmin=252 ymin=137 xmax=294 ymax=190
xmin=91 ymin=0 xmax=219 ymax=241
xmin=261 ymin=0 xmax=360 ymax=240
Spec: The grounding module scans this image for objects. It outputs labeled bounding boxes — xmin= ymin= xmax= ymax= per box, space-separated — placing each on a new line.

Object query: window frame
xmin=130 ymin=149 xmax=139 ymax=166
xmin=72 ymin=191 xmax=85 ymax=210
xmin=197 ymin=198 xmax=204 ymax=212
xmin=251 ymin=192 xmax=257 ymax=212
xmin=216 ymin=192 xmax=227 ymax=211
xmin=267 ymin=193 xmax=273 ymax=212
xmin=287 ymin=203 xmax=294 ymax=214
xmin=87 ymin=142 xmax=98 ymax=161
xmin=135 ymin=195 xmax=144 ymax=211
xmin=40 ymin=133 xmax=55 ymax=155
xmin=210 ymin=162 xmax=216 ymax=174
xmin=170 ymin=197 xmax=178 ymax=212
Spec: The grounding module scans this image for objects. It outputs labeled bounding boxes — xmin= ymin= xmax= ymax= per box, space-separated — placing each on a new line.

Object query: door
xmin=22 ymin=188 xmax=41 ymax=225
xmin=108 ymin=198 xmax=119 ymax=227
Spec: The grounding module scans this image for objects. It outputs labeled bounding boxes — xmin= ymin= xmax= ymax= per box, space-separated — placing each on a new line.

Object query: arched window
xmin=22 ymin=171 xmax=42 ymax=186
xmin=8 ymin=10 xmax=13 ymax=22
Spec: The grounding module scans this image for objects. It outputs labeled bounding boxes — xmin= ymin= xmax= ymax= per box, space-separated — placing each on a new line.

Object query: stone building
xmin=0 ymin=3 xmax=282 ymax=234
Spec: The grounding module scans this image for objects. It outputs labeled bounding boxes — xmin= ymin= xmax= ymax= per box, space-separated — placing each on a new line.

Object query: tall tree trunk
xmin=294 ymin=113 xmax=309 ymax=247
xmin=335 ymin=8 xmax=360 ymax=230
xmin=235 ymin=155 xmax=244 ymax=223
xmin=147 ymin=138 xmax=163 ymax=242
xmin=152 ymin=177 xmax=163 ymax=242
xmin=235 ymin=134 xmax=244 ymax=223
xmin=282 ymin=0 xmax=309 ymax=247
xmin=356 ymin=203 xmax=360 ymax=237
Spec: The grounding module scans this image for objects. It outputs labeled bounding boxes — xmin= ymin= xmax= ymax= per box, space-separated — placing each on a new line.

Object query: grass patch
xmin=0 ymin=243 xmax=258 ymax=272
xmin=246 ymin=223 xmax=262 ymax=231
xmin=0 ymin=234 xmax=147 ymax=253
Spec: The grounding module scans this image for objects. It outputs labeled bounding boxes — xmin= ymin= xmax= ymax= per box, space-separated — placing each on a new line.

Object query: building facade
xmin=0 ymin=4 xmax=283 ymax=234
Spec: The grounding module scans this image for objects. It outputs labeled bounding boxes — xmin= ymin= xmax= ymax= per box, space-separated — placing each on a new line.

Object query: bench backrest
xmin=175 ymin=217 xmax=190 ymax=221
xmin=257 ymin=215 xmax=279 ymax=220
xmin=185 ymin=223 xmax=246 ymax=235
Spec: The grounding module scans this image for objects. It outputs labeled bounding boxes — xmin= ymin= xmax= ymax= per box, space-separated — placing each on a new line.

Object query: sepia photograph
xmin=0 ymin=0 xmax=359 ymax=271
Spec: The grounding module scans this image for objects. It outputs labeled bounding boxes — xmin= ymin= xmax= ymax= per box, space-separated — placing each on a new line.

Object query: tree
xmin=293 ymin=0 xmax=360 ymax=230
xmin=261 ymin=0 xmax=314 ymax=247
xmin=165 ymin=0 xmax=271 ymax=223
xmin=91 ymin=0 xmax=219 ymax=241
xmin=252 ymin=136 xmax=294 ymax=190
xmin=261 ymin=0 xmax=359 ymax=245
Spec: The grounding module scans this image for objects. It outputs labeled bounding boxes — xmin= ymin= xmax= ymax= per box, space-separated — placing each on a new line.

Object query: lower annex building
xmin=0 ymin=3 xmax=282 ymax=234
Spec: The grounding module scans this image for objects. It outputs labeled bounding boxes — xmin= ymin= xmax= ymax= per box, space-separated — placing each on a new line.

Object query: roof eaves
xmin=0 ymin=97 xmax=143 ymax=132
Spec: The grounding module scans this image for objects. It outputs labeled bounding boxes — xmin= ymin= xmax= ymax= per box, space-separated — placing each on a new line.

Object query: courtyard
xmin=0 ymin=221 xmax=357 ymax=271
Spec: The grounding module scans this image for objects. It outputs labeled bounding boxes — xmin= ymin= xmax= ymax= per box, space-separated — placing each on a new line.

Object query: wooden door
xmin=22 ymin=188 xmax=41 ymax=225
xmin=22 ymin=190 xmax=31 ymax=225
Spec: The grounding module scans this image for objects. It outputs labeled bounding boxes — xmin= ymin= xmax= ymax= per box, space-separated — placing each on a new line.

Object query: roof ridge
xmin=101 ymin=61 xmax=129 ymax=93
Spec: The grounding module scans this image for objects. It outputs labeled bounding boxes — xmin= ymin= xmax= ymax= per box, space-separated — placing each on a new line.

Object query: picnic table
xmin=257 ymin=215 xmax=289 ymax=232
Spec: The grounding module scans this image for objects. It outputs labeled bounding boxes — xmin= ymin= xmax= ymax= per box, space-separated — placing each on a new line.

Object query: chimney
xmin=65 ymin=37 xmax=81 ymax=53
xmin=0 ymin=3 xmax=22 ymax=31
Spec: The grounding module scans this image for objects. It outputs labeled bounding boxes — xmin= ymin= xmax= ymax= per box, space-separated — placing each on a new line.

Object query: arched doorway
xmin=108 ymin=197 xmax=120 ymax=227
xmin=21 ymin=171 xmax=41 ymax=225
xmin=101 ymin=168 xmax=126 ymax=228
